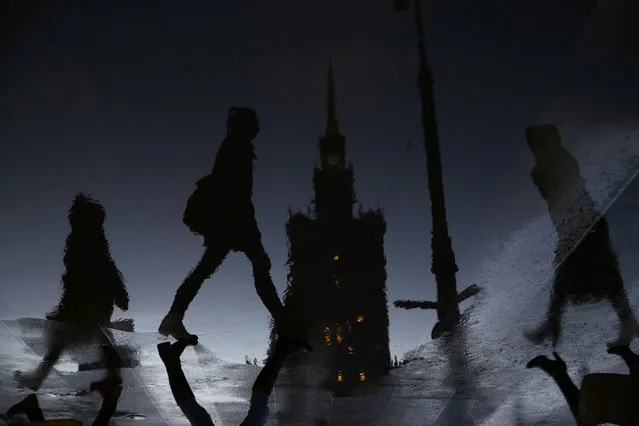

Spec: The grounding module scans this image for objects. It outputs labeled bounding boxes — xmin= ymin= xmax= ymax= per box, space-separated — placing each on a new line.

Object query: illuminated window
xmin=347 ymin=346 xmax=354 ymax=354
xmin=333 ymin=255 xmax=339 ymax=261
xmin=357 ymin=315 xmax=364 ymax=323
xmin=359 ymin=371 xmax=366 ymax=382
xmin=336 ymin=325 xmax=343 ymax=344
xmin=337 ymin=371 xmax=343 ymax=383
xmin=324 ymin=327 xmax=332 ymax=345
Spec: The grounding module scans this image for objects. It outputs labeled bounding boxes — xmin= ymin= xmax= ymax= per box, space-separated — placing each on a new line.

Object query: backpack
xmin=183 ymin=174 xmax=216 ymax=235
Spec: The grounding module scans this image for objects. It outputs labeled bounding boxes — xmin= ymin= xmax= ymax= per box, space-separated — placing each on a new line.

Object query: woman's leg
xmin=158 ymin=337 xmax=215 ymax=426
xmin=91 ymin=378 xmax=123 ymax=426
xmin=240 ymin=338 xmax=312 ymax=426
xmin=526 ymin=352 xmax=580 ymax=420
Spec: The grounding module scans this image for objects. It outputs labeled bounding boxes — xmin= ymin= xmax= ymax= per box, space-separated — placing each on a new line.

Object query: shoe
xmin=158 ymin=314 xmax=195 ymax=340
xmin=607 ymin=345 xmax=639 ymax=374
xmin=157 ymin=336 xmax=198 ymax=364
xmin=157 ymin=342 xmax=175 ymax=364
xmin=607 ymin=345 xmax=632 ymax=356
xmin=6 ymin=393 xmax=40 ymax=419
xmin=526 ymin=352 xmax=567 ymax=377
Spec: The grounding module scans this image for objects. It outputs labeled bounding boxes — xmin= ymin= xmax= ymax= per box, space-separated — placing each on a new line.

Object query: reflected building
xmin=271 ymin=60 xmax=390 ymax=393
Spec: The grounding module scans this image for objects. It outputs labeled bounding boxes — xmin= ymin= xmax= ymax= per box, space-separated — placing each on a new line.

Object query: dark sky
xmin=2 ymin=0 xmax=638 ymax=362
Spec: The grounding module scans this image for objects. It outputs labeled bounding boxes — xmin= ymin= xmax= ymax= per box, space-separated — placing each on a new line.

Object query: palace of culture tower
xmin=270 ymin=59 xmax=391 ymax=393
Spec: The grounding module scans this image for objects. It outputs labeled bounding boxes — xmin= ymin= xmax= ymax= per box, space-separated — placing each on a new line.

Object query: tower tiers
xmin=269 ymin=59 xmax=390 ymax=394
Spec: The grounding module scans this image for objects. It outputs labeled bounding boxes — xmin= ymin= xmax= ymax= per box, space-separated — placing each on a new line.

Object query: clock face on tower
xmin=327 ymin=155 xmax=340 ymax=167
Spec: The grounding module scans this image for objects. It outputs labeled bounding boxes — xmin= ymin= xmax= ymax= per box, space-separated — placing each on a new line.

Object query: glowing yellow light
xmin=347 ymin=346 xmax=353 ymax=354
xmin=31 ymin=420 xmax=83 ymax=426
xmin=357 ymin=315 xmax=364 ymax=323
xmin=336 ymin=325 xmax=343 ymax=344
xmin=333 ymin=255 xmax=339 ymax=261
xmin=337 ymin=371 xmax=343 ymax=382
xmin=360 ymin=371 xmax=366 ymax=382
xmin=324 ymin=327 xmax=331 ymax=345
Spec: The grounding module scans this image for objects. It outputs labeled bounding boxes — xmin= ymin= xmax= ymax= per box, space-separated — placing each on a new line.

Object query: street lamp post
xmin=392 ymin=0 xmax=480 ymax=338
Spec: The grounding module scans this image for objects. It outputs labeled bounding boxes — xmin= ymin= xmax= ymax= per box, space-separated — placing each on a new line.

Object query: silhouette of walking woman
xmin=523 ymin=124 xmax=639 ymax=347
xmin=159 ymin=107 xmax=302 ymax=342
xmin=14 ymin=194 xmax=127 ymax=392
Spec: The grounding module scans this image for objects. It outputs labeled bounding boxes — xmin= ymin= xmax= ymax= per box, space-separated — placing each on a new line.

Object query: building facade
xmin=272 ymin=60 xmax=390 ymax=393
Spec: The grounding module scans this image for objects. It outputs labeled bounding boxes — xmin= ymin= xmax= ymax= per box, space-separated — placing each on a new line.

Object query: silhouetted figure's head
xmin=525 ymin=124 xmax=563 ymax=159
xmin=51 ymin=192 xmax=128 ymax=324
xmin=68 ymin=193 xmax=106 ymax=230
xmin=227 ymin=107 xmax=260 ymax=141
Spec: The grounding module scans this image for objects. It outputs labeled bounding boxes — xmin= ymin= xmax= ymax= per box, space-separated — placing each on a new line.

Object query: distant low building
xmin=270 ymin=60 xmax=390 ymax=394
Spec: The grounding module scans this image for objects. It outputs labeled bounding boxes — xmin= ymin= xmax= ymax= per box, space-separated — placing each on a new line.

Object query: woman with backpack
xmin=158 ymin=107 xmax=309 ymax=346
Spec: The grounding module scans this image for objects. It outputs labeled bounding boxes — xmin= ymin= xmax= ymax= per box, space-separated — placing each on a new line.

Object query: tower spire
xmin=327 ymin=57 xmax=338 ymax=133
